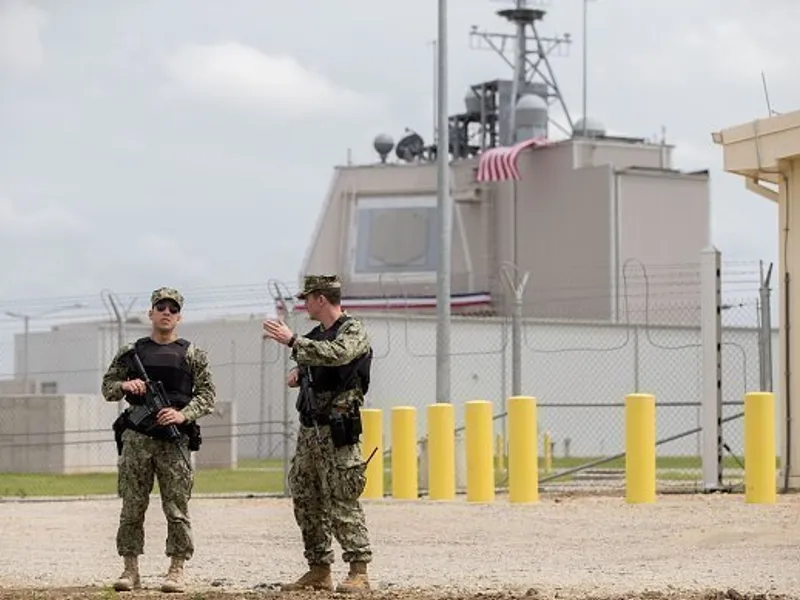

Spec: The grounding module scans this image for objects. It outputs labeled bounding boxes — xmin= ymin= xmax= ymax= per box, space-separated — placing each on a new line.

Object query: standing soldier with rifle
xmin=101 ymin=287 xmax=216 ymax=594
xmin=262 ymin=274 xmax=374 ymax=593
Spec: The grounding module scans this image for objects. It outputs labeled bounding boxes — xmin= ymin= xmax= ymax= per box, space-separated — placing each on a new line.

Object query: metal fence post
xmin=268 ymin=280 xmax=297 ymax=498
xmin=500 ymin=264 xmax=530 ymax=397
xmin=258 ymin=334 xmax=267 ymax=459
xmin=633 ymin=324 xmax=640 ymax=392
xmin=512 ymin=294 xmax=523 ymax=396
xmin=701 ymin=246 xmax=723 ymax=491
xmin=759 ymin=261 xmax=774 ymax=392
xmin=281 ymin=306 xmax=294 ymax=497
xmin=102 ymin=290 xmax=136 ymax=416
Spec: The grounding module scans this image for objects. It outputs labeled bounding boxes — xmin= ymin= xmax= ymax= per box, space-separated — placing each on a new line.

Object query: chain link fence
xmin=0 ymin=257 xmax=772 ymax=499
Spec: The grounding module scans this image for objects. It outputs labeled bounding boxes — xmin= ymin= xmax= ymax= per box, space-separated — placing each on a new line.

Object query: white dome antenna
xmin=373 ymin=133 xmax=395 ymax=163
xmin=514 ymin=93 xmax=548 ymax=140
xmin=573 ymin=116 xmax=606 ymax=138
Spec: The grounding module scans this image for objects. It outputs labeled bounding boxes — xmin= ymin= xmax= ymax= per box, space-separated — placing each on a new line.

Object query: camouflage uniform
xmin=283 ymin=275 xmax=373 ymax=593
xmin=101 ymin=287 xmax=216 ymax=593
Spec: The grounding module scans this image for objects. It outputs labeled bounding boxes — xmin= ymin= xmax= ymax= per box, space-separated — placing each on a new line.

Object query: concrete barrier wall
xmin=0 ymin=394 xmax=118 ymax=474
xmin=194 ymin=400 xmax=237 ymax=469
xmin=0 ymin=395 xmax=236 ymax=474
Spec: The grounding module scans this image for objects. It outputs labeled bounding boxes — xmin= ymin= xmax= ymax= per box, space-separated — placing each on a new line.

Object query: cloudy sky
xmin=0 ymin=0 xmax=795 ymax=373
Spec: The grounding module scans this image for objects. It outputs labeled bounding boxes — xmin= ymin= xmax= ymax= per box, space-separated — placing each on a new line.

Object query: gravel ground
xmin=2 ymin=492 xmax=800 ymax=599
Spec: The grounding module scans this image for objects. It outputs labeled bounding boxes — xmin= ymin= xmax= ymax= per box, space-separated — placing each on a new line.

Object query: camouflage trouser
xmin=288 ymin=424 xmax=372 ymax=566
xmin=116 ymin=429 xmax=194 ymax=560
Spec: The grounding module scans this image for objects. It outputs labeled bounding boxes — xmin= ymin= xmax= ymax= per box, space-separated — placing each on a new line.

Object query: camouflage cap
xmin=296 ymin=274 xmax=342 ymax=299
xmin=150 ymin=287 xmax=184 ymax=310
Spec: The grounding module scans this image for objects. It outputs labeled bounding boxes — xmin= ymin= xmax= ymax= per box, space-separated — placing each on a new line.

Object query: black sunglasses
xmin=154 ymin=301 xmax=180 ymax=314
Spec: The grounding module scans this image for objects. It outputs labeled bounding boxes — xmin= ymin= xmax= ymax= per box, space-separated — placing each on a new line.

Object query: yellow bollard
xmin=625 ymin=393 xmax=656 ymax=503
xmin=508 ymin=396 xmax=538 ymax=503
xmin=543 ymin=430 xmax=552 ymax=474
xmin=744 ymin=391 xmax=776 ymax=504
xmin=427 ymin=403 xmax=455 ymax=500
xmin=465 ymin=400 xmax=494 ymax=503
xmin=360 ymin=408 xmax=383 ymax=499
xmin=391 ymin=406 xmax=417 ymax=499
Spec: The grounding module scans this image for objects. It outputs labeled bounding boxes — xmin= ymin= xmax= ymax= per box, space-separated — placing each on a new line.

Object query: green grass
xmin=540 ymin=455 xmax=754 ymax=470
xmin=373 ymin=453 xmax=761 ymax=471
xmin=0 ymin=459 xmax=287 ymax=498
xmin=0 ymin=455 xmax=765 ymax=498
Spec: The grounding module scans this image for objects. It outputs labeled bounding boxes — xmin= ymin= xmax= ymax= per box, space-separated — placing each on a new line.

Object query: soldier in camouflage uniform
xmin=101 ymin=287 xmax=216 ymax=594
xmin=262 ymin=274 xmax=374 ymax=593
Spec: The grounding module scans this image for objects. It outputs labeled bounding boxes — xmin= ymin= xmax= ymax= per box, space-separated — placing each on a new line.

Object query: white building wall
xmin=174 ymin=316 xmax=288 ymax=459
xmin=14 ymin=323 xmax=103 ymax=394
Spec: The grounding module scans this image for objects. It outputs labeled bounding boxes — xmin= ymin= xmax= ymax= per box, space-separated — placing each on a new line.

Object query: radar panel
xmin=350 ymin=195 xmax=438 ymax=278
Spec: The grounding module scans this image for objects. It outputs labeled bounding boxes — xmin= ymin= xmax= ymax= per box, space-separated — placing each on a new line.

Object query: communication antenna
xmin=373 ymin=133 xmax=394 ymax=163
xmin=761 ymin=71 xmax=779 ymax=116
xmin=395 ymin=129 xmax=426 ymax=162
xmin=469 ymin=0 xmax=574 ymax=139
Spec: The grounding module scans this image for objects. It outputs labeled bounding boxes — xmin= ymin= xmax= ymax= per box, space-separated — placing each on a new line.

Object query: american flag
xmin=475 ymin=136 xmax=549 ymax=183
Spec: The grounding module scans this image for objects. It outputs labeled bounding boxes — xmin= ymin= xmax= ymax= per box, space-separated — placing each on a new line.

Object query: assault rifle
xmin=296 ymin=366 xmax=321 ymax=440
xmin=128 ymin=351 xmax=192 ymax=471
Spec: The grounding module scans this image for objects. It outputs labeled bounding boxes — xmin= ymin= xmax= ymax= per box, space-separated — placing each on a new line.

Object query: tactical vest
xmin=130 ymin=337 xmax=194 ymax=409
xmin=304 ymin=315 xmax=372 ymax=398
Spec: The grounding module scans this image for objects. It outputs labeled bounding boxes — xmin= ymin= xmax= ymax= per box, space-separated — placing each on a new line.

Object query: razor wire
xmin=514 ymin=257 xmax=759 ymax=381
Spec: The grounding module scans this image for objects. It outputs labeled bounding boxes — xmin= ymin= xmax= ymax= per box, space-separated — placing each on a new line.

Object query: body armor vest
xmin=304 ymin=315 xmax=372 ymax=397
xmin=131 ymin=337 xmax=194 ymax=409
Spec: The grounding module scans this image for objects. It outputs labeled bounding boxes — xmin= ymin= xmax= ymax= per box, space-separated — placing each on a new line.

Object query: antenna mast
xmin=469 ymin=0 xmax=574 ymax=140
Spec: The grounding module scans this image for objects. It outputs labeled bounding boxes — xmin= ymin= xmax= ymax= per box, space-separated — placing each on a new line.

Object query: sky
xmin=0 ymin=0 xmax=796 ymax=375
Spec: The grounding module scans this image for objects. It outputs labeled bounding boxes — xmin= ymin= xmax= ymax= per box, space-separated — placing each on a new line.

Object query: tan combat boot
xmin=336 ymin=561 xmax=370 ymax=593
xmin=113 ymin=555 xmax=141 ymax=591
xmin=280 ymin=564 xmax=334 ymax=591
xmin=161 ymin=557 xmax=186 ymax=593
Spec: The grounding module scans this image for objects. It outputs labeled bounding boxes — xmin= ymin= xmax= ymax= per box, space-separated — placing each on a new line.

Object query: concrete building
xmin=0 ymin=319 xmax=238 ymax=474
xmin=0 ymin=391 xmax=237 ymax=474
xmin=301 ymin=131 xmax=710 ymax=325
xmin=298 ymin=4 xmax=710 ymax=325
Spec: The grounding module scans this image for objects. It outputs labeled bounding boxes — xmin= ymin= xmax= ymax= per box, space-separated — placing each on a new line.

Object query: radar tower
xmin=467 ymin=0 xmax=574 ymax=146
xmin=369 ymin=0 xmax=576 ymax=164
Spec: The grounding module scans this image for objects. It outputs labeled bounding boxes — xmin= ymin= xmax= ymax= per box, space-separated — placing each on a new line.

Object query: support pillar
xmin=701 ymin=246 xmax=722 ymax=491
xmin=777 ymin=159 xmax=800 ymax=488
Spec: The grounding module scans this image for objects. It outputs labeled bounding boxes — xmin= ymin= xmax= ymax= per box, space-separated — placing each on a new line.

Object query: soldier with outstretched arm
xmin=262 ymin=274 xmax=374 ymax=593
xmin=101 ymin=287 xmax=216 ymax=593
